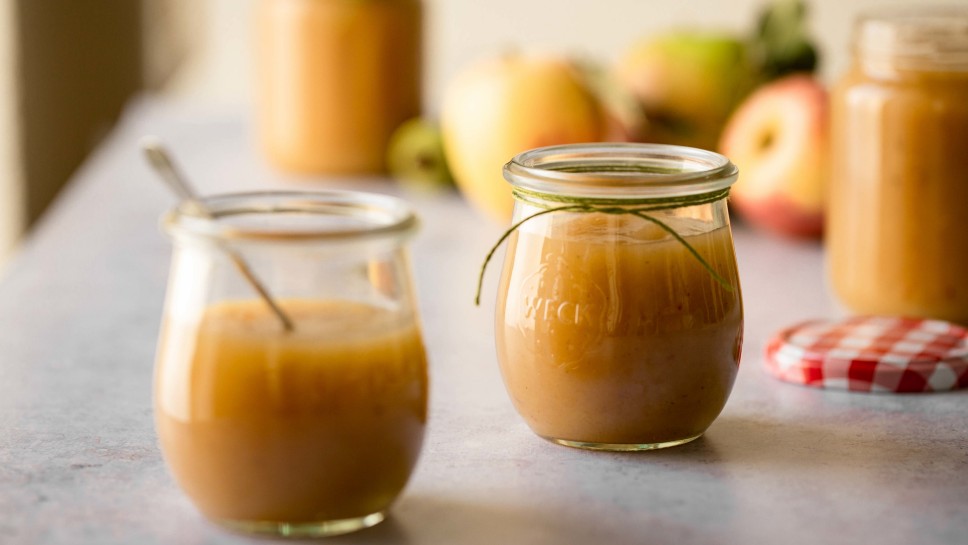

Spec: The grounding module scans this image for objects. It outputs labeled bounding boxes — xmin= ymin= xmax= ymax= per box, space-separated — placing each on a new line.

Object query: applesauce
xmin=492 ymin=143 xmax=743 ymax=450
xmin=256 ymin=0 xmax=422 ymax=174
xmin=155 ymin=299 xmax=428 ymax=527
xmin=157 ymin=190 xmax=425 ymax=536
xmin=828 ymin=8 xmax=968 ymax=324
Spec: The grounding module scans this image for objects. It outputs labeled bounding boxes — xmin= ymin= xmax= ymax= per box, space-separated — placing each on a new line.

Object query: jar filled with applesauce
xmin=491 ymin=143 xmax=744 ymax=451
xmin=828 ymin=7 xmax=968 ymax=324
xmin=256 ymin=0 xmax=422 ymax=174
xmin=154 ymin=191 xmax=427 ymax=537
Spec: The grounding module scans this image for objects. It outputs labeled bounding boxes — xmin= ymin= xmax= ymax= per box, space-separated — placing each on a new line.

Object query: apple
xmin=718 ymin=74 xmax=828 ymax=238
xmin=386 ymin=117 xmax=455 ymax=192
xmin=441 ymin=53 xmax=610 ymax=221
xmin=615 ymin=31 xmax=754 ymax=150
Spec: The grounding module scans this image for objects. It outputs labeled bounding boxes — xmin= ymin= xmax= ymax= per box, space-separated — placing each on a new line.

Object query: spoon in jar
xmin=140 ymin=136 xmax=295 ymax=332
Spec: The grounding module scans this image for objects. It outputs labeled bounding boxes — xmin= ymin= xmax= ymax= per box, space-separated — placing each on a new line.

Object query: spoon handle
xmin=141 ymin=137 xmax=295 ymax=332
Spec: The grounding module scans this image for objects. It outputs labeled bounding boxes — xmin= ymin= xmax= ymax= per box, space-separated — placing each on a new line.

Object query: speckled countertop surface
xmin=1 ymin=98 xmax=965 ymax=545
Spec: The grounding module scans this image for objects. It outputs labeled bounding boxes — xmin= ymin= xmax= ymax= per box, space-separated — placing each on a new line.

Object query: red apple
xmin=718 ymin=74 xmax=828 ymax=238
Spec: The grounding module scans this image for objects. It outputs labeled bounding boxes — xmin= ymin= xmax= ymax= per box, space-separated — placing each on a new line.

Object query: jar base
xmin=543 ymin=433 xmax=703 ymax=452
xmin=217 ymin=510 xmax=386 ymax=538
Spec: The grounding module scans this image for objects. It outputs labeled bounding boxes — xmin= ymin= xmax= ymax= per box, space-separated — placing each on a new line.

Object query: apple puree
xmin=828 ymin=52 xmax=968 ymax=323
xmin=154 ymin=299 xmax=428 ymax=523
xmin=496 ymin=214 xmax=743 ymax=446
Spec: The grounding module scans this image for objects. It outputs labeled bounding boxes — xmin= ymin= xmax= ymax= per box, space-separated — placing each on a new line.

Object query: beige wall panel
xmin=165 ymin=0 xmax=968 ymax=109
xmin=0 ymin=0 xmax=25 ymax=263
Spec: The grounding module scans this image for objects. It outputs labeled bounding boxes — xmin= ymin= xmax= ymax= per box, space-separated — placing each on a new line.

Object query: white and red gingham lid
xmin=765 ymin=316 xmax=968 ymax=393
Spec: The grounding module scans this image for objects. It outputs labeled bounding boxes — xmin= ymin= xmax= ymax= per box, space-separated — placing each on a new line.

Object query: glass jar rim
xmin=503 ymin=143 xmax=738 ymax=199
xmin=163 ymin=190 xmax=418 ymax=244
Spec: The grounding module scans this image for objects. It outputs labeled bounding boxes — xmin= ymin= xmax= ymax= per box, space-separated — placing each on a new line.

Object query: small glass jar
xmin=154 ymin=191 xmax=427 ymax=537
xmin=828 ymin=7 xmax=968 ymax=324
xmin=256 ymin=0 xmax=423 ymax=174
xmin=494 ymin=143 xmax=744 ymax=451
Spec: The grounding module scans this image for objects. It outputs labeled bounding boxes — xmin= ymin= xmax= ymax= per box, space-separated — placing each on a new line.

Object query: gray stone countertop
xmin=1 ymin=98 xmax=965 ymax=544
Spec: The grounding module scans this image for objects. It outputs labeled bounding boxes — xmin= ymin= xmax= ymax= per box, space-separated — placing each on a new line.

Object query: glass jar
xmin=256 ymin=0 xmax=423 ymax=174
xmin=154 ymin=191 xmax=427 ymax=537
xmin=493 ymin=143 xmax=743 ymax=451
xmin=828 ymin=7 xmax=968 ymax=324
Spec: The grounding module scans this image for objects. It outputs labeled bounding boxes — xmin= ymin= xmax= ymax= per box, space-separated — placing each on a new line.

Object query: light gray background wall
xmin=168 ymin=0 xmax=968 ymax=110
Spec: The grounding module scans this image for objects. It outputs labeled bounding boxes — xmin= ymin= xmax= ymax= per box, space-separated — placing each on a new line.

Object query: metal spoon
xmin=140 ymin=136 xmax=295 ymax=332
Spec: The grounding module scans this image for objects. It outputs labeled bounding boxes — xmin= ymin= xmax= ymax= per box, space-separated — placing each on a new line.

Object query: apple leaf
xmin=752 ymin=0 xmax=819 ymax=80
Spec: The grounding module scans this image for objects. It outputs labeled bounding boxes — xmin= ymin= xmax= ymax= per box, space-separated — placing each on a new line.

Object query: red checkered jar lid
xmin=765 ymin=316 xmax=968 ymax=393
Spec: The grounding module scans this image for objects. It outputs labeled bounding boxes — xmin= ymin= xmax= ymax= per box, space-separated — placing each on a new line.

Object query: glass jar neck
xmin=853 ymin=7 xmax=968 ymax=76
xmin=503 ymin=143 xmax=738 ymax=203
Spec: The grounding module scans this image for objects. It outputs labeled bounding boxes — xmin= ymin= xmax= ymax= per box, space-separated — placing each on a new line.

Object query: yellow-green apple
xmin=718 ymin=74 xmax=828 ymax=238
xmin=616 ymin=31 xmax=754 ymax=150
xmin=441 ymin=53 xmax=610 ymax=221
xmin=386 ymin=117 xmax=455 ymax=192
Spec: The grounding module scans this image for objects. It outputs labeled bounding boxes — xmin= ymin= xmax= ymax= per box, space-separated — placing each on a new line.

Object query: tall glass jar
xmin=154 ymin=191 xmax=427 ymax=537
xmin=493 ymin=143 xmax=743 ymax=451
xmin=828 ymin=8 xmax=968 ymax=324
xmin=256 ymin=0 xmax=423 ymax=174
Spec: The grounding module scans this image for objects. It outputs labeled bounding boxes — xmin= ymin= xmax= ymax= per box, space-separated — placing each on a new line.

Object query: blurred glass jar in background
xmin=827 ymin=7 xmax=968 ymax=324
xmin=256 ymin=0 xmax=422 ymax=175
xmin=154 ymin=191 xmax=428 ymax=537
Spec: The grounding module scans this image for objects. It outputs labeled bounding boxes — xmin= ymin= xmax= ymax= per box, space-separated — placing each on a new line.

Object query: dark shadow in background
xmin=16 ymin=0 xmax=144 ymax=224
